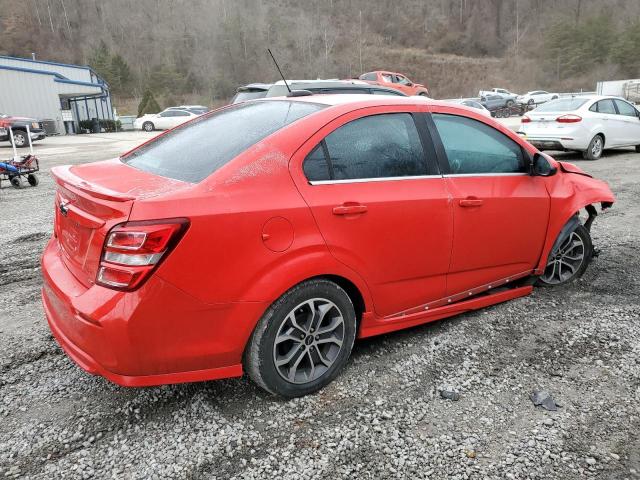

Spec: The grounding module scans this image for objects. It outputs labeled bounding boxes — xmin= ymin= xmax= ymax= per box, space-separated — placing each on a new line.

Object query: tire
xmin=9 ymin=176 xmax=23 ymax=188
xmin=551 ymin=95 xmax=558 ymax=100
xmin=635 ymin=145 xmax=640 ymax=153
xmin=418 ymin=92 xmax=429 ymax=97
xmin=142 ymin=121 xmax=154 ymax=132
xmin=528 ymin=99 xmax=535 ymax=105
xmin=583 ymin=134 xmax=604 ymax=160
xmin=11 ymin=130 xmax=28 ymax=148
xmin=244 ymin=279 xmax=357 ymax=398
xmin=506 ymin=100 xmax=515 ymax=107
xmin=538 ymin=224 xmax=593 ymax=286
xmin=27 ymin=174 xmax=39 ymax=187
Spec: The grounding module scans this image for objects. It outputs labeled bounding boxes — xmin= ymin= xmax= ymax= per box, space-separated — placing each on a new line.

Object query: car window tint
xmin=596 ymin=100 xmax=616 ymax=114
xmin=381 ymin=74 xmax=393 ymax=83
xmin=360 ymin=72 xmax=377 ymax=81
xmin=124 ymin=101 xmax=325 ymax=183
xmin=432 ymin=114 xmax=524 ymax=174
xmin=317 ymin=113 xmax=428 ymax=181
xmin=614 ymin=99 xmax=638 ymax=116
xmin=303 ymin=143 xmax=331 ymax=181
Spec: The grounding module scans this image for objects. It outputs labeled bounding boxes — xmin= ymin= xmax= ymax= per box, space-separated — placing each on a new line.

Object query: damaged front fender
xmin=534 ymin=167 xmax=615 ymax=275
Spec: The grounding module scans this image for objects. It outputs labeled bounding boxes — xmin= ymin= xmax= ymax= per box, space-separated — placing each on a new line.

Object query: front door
xmin=613 ymin=99 xmax=640 ymax=146
xmin=292 ymin=107 xmax=452 ymax=317
xmin=427 ymin=110 xmax=550 ymax=296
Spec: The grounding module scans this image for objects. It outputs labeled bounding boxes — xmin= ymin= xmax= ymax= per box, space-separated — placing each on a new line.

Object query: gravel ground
xmin=0 ymin=133 xmax=639 ymax=479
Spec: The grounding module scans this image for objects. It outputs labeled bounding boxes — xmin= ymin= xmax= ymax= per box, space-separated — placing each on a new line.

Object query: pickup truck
xmin=0 ymin=114 xmax=46 ymax=147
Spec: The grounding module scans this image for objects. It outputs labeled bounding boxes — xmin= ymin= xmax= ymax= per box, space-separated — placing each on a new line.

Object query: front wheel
xmin=142 ymin=121 xmax=154 ymax=132
xmin=11 ymin=130 xmax=28 ymax=148
xmin=538 ymin=224 xmax=593 ymax=286
xmin=245 ymin=279 xmax=357 ymax=398
xmin=583 ymin=134 xmax=604 ymax=160
xmin=418 ymin=92 xmax=429 ymax=97
xmin=506 ymin=100 xmax=515 ymax=107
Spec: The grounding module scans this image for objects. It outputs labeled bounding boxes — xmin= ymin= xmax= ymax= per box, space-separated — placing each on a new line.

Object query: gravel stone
xmin=0 ymin=134 xmax=639 ymax=479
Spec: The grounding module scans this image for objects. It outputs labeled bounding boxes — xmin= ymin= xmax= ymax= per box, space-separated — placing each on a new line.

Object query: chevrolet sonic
xmin=41 ymin=95 xmax=615 ymax=397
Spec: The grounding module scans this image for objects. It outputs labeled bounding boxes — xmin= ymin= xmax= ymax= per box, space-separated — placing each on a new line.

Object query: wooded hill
xmin=2 ymin=0 xmax=640 ymax=112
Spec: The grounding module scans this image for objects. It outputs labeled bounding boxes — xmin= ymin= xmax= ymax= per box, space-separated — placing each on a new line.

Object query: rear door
xmin=590 ymin=99 xmax=622 ymax=146
xmin=427 ymin=109 xmax=550 ymax=296
xmin=291 ymin=106 xmax=452 ymax=317
xmin=613 ymin=99 xmax=640 ymax=145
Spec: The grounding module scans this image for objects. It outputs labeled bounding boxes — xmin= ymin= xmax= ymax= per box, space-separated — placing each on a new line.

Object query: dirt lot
xmin=0 ymin=131 xmax=638 ymax=479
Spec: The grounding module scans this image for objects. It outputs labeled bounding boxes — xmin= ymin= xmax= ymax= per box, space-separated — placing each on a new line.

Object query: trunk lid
xmin=52 ymin=159 xmax=190 ymax=287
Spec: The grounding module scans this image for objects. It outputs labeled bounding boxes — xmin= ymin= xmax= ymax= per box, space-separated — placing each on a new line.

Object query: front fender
xmin=535 ymin=171 xmax=615 ymax=274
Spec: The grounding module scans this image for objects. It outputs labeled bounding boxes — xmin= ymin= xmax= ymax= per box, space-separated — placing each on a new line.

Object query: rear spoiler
xmin=51 ymin=165 xmax=135 ymax=202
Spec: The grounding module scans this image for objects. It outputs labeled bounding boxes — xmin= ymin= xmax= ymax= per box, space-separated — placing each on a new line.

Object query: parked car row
xmin=518 ymin=95 xmax=640 ymax=160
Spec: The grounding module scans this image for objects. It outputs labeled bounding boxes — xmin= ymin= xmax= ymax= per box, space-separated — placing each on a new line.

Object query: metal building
xmin=0 ymin=55 xmax=113 ymax=135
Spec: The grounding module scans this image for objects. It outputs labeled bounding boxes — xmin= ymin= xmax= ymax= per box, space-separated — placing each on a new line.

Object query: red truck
xmin=0 ymin=113 xmax=46 ymax=147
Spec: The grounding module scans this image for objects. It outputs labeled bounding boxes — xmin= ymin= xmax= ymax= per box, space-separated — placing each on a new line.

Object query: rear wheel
xmin=583 ymin=134 xmax=603 ymax=160
xmin=506 ymin=100 xmax=515 ymax=107
xmin=418 ymin=92 xmax=429 ymax=97
xmin=27 ymin=174 xmax=39 ymax=187
xmin=245 ymin=279 xmax=357 ymax=398
xmin=142 ymin=121 xmax=154 ymax=132
xmin=538 ymin=224 xmax=592 ymax=286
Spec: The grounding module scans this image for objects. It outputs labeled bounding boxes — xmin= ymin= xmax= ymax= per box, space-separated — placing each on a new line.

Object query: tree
xmin=137 ymin=89 xmax=161 ymax=116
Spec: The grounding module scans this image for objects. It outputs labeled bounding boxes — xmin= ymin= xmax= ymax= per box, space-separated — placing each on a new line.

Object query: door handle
xmin=332 ymin=204 xmax=368 ymax=215
xmin=459 ymin=197 xmax=483 ymax=207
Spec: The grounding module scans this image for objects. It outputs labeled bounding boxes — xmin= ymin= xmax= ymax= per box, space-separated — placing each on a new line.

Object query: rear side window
xmin=303 ymin=113 xmax=429 ymax=182
xmin=590 ymin=99 xmax=616 ymax=114
xmin=432 ymin=114 xmax=524 ymax=174
xmin=124 ymin=101 xmax=324 ymax=182
xmin=360 ymin=72 xmax=377 ymax=81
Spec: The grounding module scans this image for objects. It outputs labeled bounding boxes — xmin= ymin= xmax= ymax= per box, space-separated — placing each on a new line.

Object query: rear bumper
xmin=41 ymin=238 xmax=266 ymax=387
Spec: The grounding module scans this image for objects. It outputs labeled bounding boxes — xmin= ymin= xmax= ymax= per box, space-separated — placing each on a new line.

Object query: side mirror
xmin=530 ymin=152 xmax=557 ymax=177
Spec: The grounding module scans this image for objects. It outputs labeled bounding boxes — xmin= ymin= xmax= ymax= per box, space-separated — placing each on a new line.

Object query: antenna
xmin=268 ymin=49 xmax=292 ymax=94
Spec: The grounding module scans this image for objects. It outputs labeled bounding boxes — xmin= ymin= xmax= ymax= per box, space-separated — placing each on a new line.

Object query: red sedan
xmin=359 ymin=71 xmax=429 ymax=96
xmin=42 ymin=95 xmax=614 ymax=398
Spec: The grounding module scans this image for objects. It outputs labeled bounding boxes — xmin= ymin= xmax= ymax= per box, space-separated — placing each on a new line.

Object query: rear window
xmin=535 ymin=98 xmax=588 ymax=112
xmin=123 ymin=101 xmax=324 ymax=182
xmin=232 ymin=90 xmax=268 ymax=104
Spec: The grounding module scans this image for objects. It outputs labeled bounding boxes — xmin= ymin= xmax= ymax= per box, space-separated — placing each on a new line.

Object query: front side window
xmin=614 ymin=99 xmax=638 ymax=117
xmin=302 ymin=113 xmax=429 ymax=182
xmin=432 ymin=114 xmax=524 ymax=174
xmin=124 ymin=101 xmax=324 ymax=182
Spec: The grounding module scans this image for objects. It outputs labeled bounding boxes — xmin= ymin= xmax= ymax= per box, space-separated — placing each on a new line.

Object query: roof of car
xmin=258 ymin=93 xmax=436 ymax=108
xmin=273 ymin=79 xmax=370 ymax=86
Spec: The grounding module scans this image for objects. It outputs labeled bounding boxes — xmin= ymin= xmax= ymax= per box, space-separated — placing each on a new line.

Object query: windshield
xmin=232 ymin=90 xmax=269 ymax=104
xmin=123 ymin=101 xmax=325 ymax=183
xmin=535 ymin=98 xmax=588 ymax=112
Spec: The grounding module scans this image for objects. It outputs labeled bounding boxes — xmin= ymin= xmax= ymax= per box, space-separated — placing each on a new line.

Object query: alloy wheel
xmin=273 ymin=298 xmax=345 ymax=384
xmin=540 ymin=231 xmax=586 ymax=284
xmin=591 ymin=137 xmax=603 ymax=157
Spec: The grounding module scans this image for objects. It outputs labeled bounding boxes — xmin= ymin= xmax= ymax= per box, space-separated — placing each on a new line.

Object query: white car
xmin=449 ymin=99 xmax=492 ymax=117
xmin=518 ymin=95 xmax=640 ymax=159
xmin=517 ymin=90 xmax=559 ymax=105
xmin=134 ymin=109 xmax=200 ymax=132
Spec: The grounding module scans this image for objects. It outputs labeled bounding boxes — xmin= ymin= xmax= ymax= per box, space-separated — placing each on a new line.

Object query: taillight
xmin=521 ymin=115 xmax=531 ymax=123
xmin=556 ymin=114 xmax=582 ymax=123
xmin=96 ymin=219 xmax=189 ymax=291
